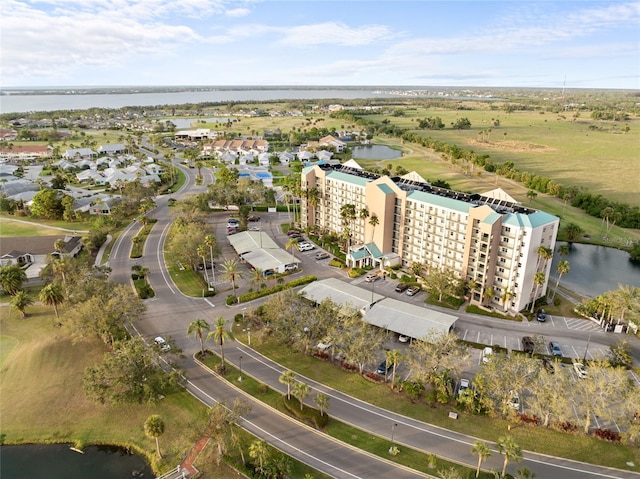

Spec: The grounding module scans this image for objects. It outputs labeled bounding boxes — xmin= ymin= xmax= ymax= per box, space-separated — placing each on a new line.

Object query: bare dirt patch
xmin=469 ymin=140 xmax=557 ymax=153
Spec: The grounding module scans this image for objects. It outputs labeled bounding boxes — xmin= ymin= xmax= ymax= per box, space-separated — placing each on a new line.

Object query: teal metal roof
xmin=503 ymin=211 xmax=558 ymax=229
xmin=302 ymin=165 xmax=315 ymax=175
xmin=327 ymin=170 xmax=370 ymax=187
xmin=481 ymin=211 xmax=501 ymax=225
xmin=350 ymin=248 xmax=370 ymax=260
xmin=377 ymin=183 xmax=394 ymax=195
xmin=365 ymin=242 xmax=383 ymax=258
xmin=407 ymin=190 xmax=471 ymax=213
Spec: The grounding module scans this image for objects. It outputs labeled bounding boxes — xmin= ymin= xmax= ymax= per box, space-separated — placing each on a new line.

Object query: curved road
xmin=106 ymin=165 xmax=640 ymax=479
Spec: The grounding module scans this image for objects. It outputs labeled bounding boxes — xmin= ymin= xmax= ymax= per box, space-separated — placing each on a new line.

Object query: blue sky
xmin=1 ymin=0 xmax=638 ymax=89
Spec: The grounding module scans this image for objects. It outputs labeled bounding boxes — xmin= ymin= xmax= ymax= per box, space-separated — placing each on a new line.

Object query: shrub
xmin=226 ymin=294 xmax=236 ymax=305
xmin=595 ymin=428 xmax=621 ymax=442
xmin=237 ymin=276 xmax=317 ymax=303
xmin=234 ymin=313 xmax=243 ymax=322
xmin=517 ymin=413 xmax=540 ymax=425
xmin=556 ymin=421 xmax=578 ymax=432
xmin=283 ymin=395 xmax=329 ymax=429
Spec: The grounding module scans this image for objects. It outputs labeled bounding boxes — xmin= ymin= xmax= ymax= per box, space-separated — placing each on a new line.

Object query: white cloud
xmin=276 ymin=22 xmax=392 ymax=47
xmin=225 ymin=7 xmax=251 ymax=17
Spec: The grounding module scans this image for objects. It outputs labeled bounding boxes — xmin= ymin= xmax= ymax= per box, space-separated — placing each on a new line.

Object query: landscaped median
xmin=197 ymin=351 xmax=492 ymax=479
xmin=227 ymin=275 xmax=317 ymax=305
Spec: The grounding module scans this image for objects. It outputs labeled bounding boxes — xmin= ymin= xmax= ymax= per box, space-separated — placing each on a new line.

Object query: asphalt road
xmin=106 ymin=164 xmax=640 ymax=479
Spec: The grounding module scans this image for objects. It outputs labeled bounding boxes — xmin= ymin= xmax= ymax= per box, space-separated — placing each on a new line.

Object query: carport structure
xmin=299 ymin=277 xmax=384 ymax=311
xmin=227 ymin=231 xmax=299 ymax=273
xmin=364 ymin=297 xmax=458 ymax=340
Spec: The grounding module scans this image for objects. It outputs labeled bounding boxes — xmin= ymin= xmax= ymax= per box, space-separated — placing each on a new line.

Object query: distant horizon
xmin=3 ymin=84 xmax=638 ymax=92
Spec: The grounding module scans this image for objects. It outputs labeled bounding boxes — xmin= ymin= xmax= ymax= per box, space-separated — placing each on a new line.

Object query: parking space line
xmin=462 ymin=329 xmax=468 ymax=341
xmin=570 ymin=345 xmax=579 ymax=359
xmin=476 ymin=331 xmax=480 ymax=343
xmin=549 ymin=316 xmax=556 ymax=327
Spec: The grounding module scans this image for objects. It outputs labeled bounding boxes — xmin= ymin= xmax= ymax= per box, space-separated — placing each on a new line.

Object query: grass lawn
xmin=0 ymin=304 xmax=206 ymax=475
xmin=0 ymin=215 xmax=93 ymax=236
xmin=236 ymin=325 xmax=640 ymax=471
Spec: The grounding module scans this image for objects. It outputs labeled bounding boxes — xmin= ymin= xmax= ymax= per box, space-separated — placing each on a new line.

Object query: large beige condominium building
xmin=301 ymin=164 xmax=559 ymax=314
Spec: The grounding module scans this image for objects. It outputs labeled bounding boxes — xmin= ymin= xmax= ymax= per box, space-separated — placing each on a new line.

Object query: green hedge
xmin=237 ymin=276 xmax=317 ymax=303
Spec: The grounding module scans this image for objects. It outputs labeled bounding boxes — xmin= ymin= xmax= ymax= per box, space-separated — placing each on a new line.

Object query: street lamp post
xmin=583 ymin=333 xmax=592 ymax=362
xmin=247 ymin=328 xmax=251 ymax=346
xmin=391 ymin=422 xmax=397 ymax=447
xmin=239 ymin=355 xmax=243 ymax=382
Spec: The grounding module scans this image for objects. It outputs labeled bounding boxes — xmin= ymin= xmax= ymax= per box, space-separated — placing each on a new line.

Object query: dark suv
xmin=522 ymin=336 xmax=535 ymax=354
xmin=395 ymin=282 xmax=410 ymax=293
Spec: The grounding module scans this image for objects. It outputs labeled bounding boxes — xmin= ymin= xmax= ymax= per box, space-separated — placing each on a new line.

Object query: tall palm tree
xmin=10 ymin=290 xmax=34 ymax=318
xmin=206 ymin=316 xmax=234 ymax=371
xmin=251 ymin=267 xmax=264 ymax=290
xmin=314 ymin=392 xmax=329 ymax=416
xmin=536 ymin=245 xmax=553 ymax=272
xmin=144 ymin=415 xmax=165 ymax=459
xmin=385 ymin=349 xmax=402 ymax=389
xmin=529 ymin=272 xmax=546 ymax=313
xmin=204 ymin=234 xmax=217 ymax=283
xmin=471 ymin=440 xmax=492 ymax=478
xmin=39 ymin=283 xmax=64 ymax=319
xmin=221 ymin=259 xmax=243 ymax=299
xmin=188 ymin=318 xmax=210 ymax=355
xmin=279 ymin=370 xmax=297 ymax=400
xmin=292 ymin=381 xmax=311 ymax=410
xmin=500 ymin=286 xmax=514 ymax=312
xmin=197 ymin=244 xmax=209 ymax=285
xmin=557 ymin=244 xmax=570 ymax=257
xmin=368 ymin=213 xmax=379 ymax=243
xmin=285 ymin=237 xmax=299 ymax=264
xmin=497 ymin=435 xmax=522 ymax=477
xmin=550 ymin=260 xmax=570 ymax=301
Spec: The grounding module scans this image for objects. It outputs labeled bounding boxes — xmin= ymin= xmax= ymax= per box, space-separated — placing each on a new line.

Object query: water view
xmin=1 ymin=444 xmax=153 ymax=479
xmin=551 ymin=243 xmax=640 ymax=298
xmin=351 ymin=145 xmax=403 ymax=160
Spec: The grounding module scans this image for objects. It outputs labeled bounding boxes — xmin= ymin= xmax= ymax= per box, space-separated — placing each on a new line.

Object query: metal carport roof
xmin=299 ymin=277 xmax=384 ymax=310
xmin=242 ymin=249 xmax=299 ymax=271
xmin=364 ymin=298 xmax=458 ymax=338
xmin=227 ymin=231 xmax=279 ymax=256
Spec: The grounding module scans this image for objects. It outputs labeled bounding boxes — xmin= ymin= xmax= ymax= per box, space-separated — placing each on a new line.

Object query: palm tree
xmin=526 ymin=190 xmax=537 ymax=203
xmin=368 ymin=213 xmax=379 ymax=243
xmin=53 ymin=238 xmax=66 ymax=255
xmin=206 ymin=316 xmax=234 ymax=371
xmin=536 ymin=245 xmax=553 ymax=272
xmin=550 ymin=260 xmax=570 ymax=301
xmin=221 ymin=259 xmax=243 ymax=299
xmin=471 ymin=440 xmax=492 ymax=478
xmin=144 ymin=415 xmax=165 ymax=459
xmin=529 ymin=272 xmax=546 ymax=313
xmin=39 ymin=283 xmax=64 ymax=319
xmin=285 ymin=237 xmax=299 ymax=264
xmin=385 ymin=349 xmax=402 ymax=389
xmin=314 ymin=392 xmax=329 ymax=416
xmin=292 ymin=381 xmax=311 ymax=410
xmin=279 ymin=370 xmax=297 ymax=400
xmin=0 ymin=264 xmax=27 ymax=295
xmin=11 ymin=290 xmax=34 ymax=318
xmin=197 ymin=244 xmax=210 ymax=285
xmin=497 ymin=435 xmax=522 ymax=477
xmin=249 ymin=439 xmax=270 ymax=472
xmin=204 ymin=234 xmax=217 ymax=283
xmin=500 ymin=287 xmax=514 ymax=312
xmin=188 ymin=318 xmax=210 ymax=355
xmin=564 ymin=223 xmax=583 ymax=241
xmin=557 ymin=244 xmax=570 ymax=257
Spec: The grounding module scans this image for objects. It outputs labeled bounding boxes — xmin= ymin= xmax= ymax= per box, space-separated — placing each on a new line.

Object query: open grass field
xmin=0 ymin=304 xmax=207 ymax=475
xmin=0 ymin=215 xmax=92 ymax=236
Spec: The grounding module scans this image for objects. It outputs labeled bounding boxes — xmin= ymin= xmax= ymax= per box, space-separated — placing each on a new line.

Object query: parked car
xmin=284 ymin=264 xmax=298 ymax=272
xmin=316 ymin=340 xmax=332 ymax=351
xmin=406 ymin=286 xmax=421 ymax=296
xmin=573 ymin=361 xmax=587 ymax=379
xmin=226 ymin=218 xmax=239 ymax=228
xmin=482 ymin=346 xmax=493 ymax=364
xmin=364 ymin=271 xmax=380 ymax=282
xmin=314 ymin=252 xmax=330 ymax=260
xmin=549 ymin=341 xmax=563 ymax=357
xmin=298 ymin=242 xmax=315 ymax=252
xmin=287 ymin=230 xmax=300 ymax=236
xmin=537 ymin=309 xmax=547 ymax=322
xmin=398 ymin=334 xmax=410 ymax=343
xmin=248 ymin=215 xmax=261 ymax=222
xmin=522 ymin=336 xmax=535 ymax=354
xmin=508 ymin=391 xmax=521 ymax=410
xmin=457 ymin=378 xmax=471 ymax=396
xmin=263 ymin=270 xmax=275 ymax=277
xmin=395 ymin=282 xmax=410 ymax=293
xmin=154 ymin=336 xmax=170 ymax=352
xmin=376 ymin=360 xmax=391 ymax=375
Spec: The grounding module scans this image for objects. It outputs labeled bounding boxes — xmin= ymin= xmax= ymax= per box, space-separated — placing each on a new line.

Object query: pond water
xmin=1 ymin=444 xmax=153 ymax=479
xmin=351 ymin=145 xmax=402 ymax=160
xmin=551 ymin=243 xmax=640 ymax=298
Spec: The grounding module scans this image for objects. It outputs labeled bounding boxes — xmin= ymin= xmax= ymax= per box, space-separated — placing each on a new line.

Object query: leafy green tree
xmin=471 ymin=440 xmax=492 ymax=478
xmin=408 ymin=330 xmax=470 ymax=385
xmin=206 ymin=316 xmax=234 ymax=371
xmin=0 ymin=264 xmax=27 ymax=295
xmin=188 ymin=318 xmax=210 ymax=355
xmin=39 ymin=282 xmax=65 ymax=319
xmin=83 ymin=337 xmax=183 ymax=404
xmin=279 ymin=370 xmax=297 ymax=400
xmin=29 ymin=189 xmax=66 ymax=219
xmin=10 ymin=290 xmax=34 ymax=318
xmin=249 ymin=439 xmax=270 ymax=473
xmin=144 ymin=415 xmax=165 ymax=459
xmin=423 ymin=266 xmax=459 ymax=302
